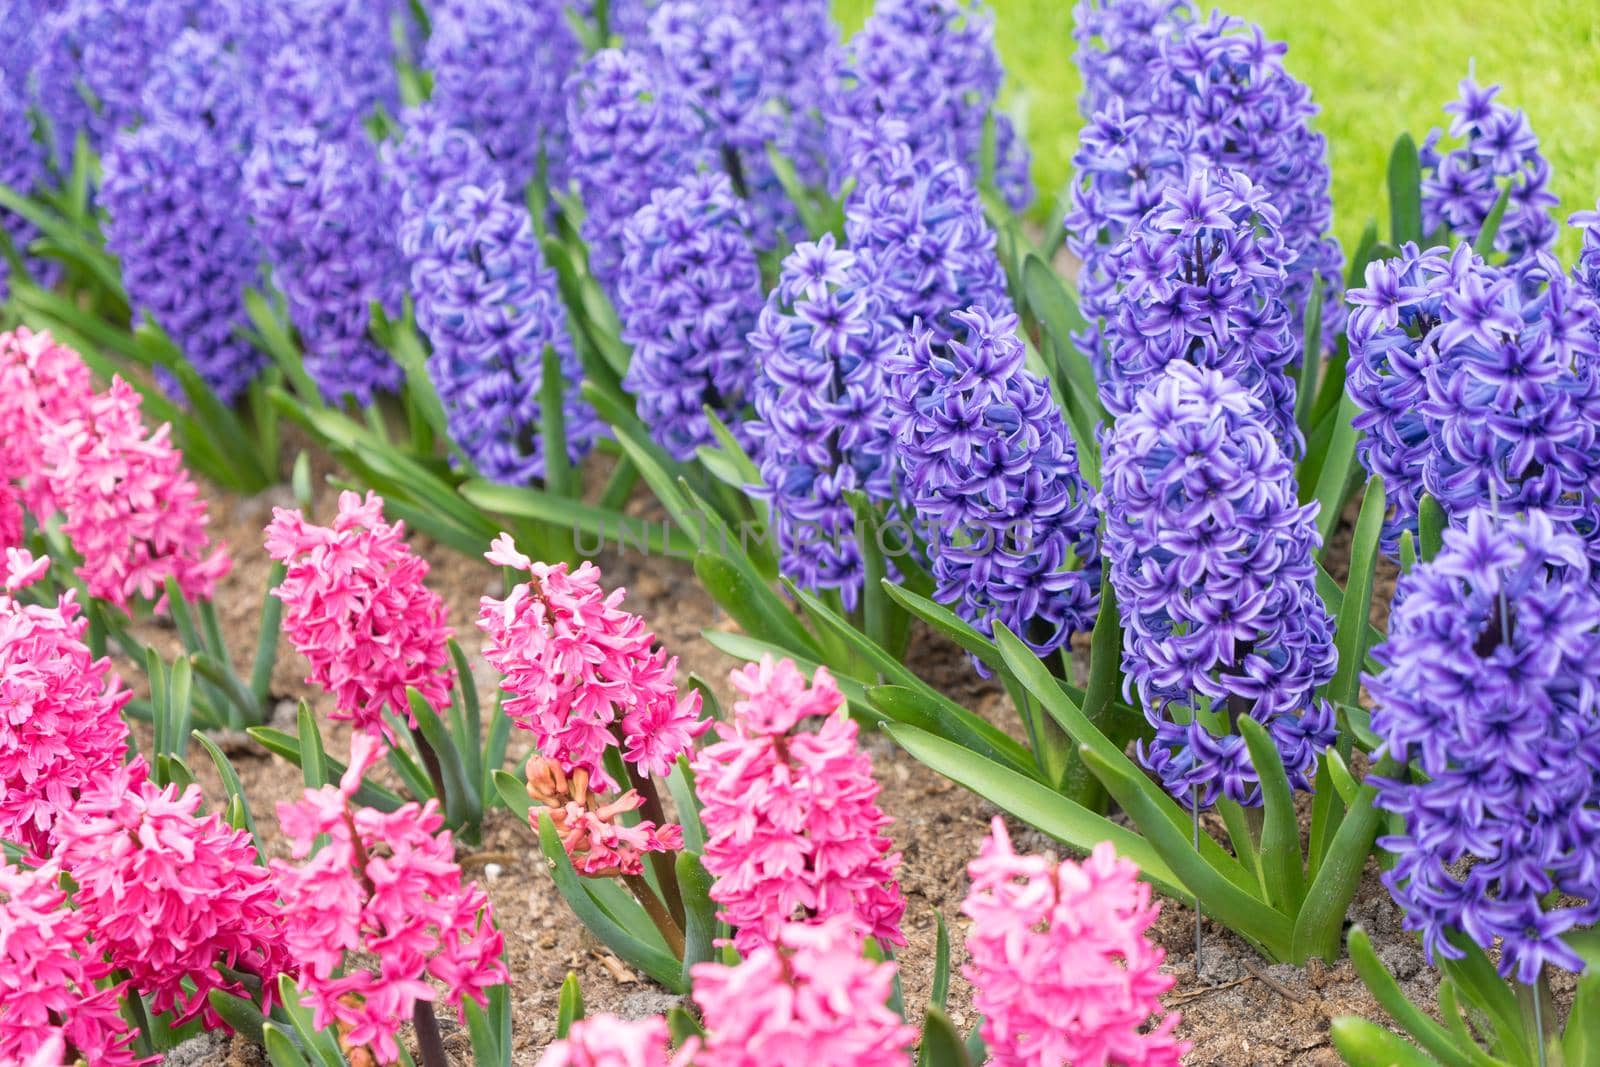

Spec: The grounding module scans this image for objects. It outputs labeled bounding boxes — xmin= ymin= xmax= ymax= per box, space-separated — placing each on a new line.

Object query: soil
xmin=112 ymin=459 xmax=1493 ymax=1067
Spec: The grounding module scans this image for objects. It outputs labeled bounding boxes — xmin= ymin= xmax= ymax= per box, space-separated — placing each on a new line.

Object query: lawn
xmin=835 ymin=0 xmax=1600 ymax=261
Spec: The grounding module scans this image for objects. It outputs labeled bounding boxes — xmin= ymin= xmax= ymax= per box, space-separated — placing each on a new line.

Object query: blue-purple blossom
xmin=1347 ymin=242 xmax=1600 ymax=554
xmin=1421 ymin=79 xmax=1557 ymax=263
xmin=1369 ymin=509 xmax=1600 ymax=984
xmin=403 ymin=181 xmax=599 ymax=484
xmin=259 ymin=0 xmax=397 ymax=139
xmin=1071 ymin=0 xmax=1193 ymax=118
xmin=101 ymin=122 xmax=265 ymax=404
xmin=565 ymin=49 xmax=708 ymax=293
xmin=887 ymin=307 xmax=1100 ymax=658
xmin=0 ymin=71 xmax=56 ymax=301
xmin=244 ymin=127 xmax=404 ymax=405
xmin=1103 ymin=169 xmax=1302 ymax=457
xmin=34 ymin=0 xmax=166 ymax=161
xmin=1100 ymin=361 xmax=1337 ymax=808
xmin=0 ymin=0 xmax=45 ymax=86
xmin=1571 ymin=202 xmax=1600 ymax=305
xmin=141 ymin=30 xmax=257 ymax=155
xmin=726 ymin=0 xmax=837 ymax=184
xmin=845 ymin=147 xmax=1013 ymax=343
xmin=384 ymin=104 xmax=498 ymax=229
xmin=425 ymin=0 xmax=580 ymax=194
xmin=616 ymin=173 xmax=764 ymax=462
xmin=748 ymin=235 xmax=904 ymax=609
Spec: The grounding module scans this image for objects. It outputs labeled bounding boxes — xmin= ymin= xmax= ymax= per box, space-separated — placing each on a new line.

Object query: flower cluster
xmin=43 ymin=378 xmax=232 ymax=610
xmin=727 ymin=0 xmax=837 ymax=180
xmin=245 ymin=126 xmax=404 ymax=405
xmin=845 ymin=148 xmax=1012 ymax=341
xmin=33 ymin=0 xmax=170 ymax=160
xmin=0 ymin=861 xmax=142 ymax=1067
xmin=963 ymin=819 xmax=1186 ymax=1067
xmin=261 ymin=0 xmax=397 ymax=138
xmin=0 ymin=328 xmax=95 ymax=531
xmin=888 ymin=308 xmax=1101 ymax=659
xmin=1369 ymin=510 xmax=1600 ymax=983
xmin=525 ymin=756 xmax=684 ymax=878
xmin=385 ymin=104 xmax=498 ymax=226
xmin=100 ymin=121 xmax=265 ymax=404
xmin=54 ymin=764 xmax=292 ymax=1028
xmin=1103 ymin=170 xmax=1303 ymax=457
xmin=1100 ymin=361 xmax=1337 ymax=807
xmin=693 ymin=658 xmax=905 ymax=953
xmin=0 ymin=555 xmax=133 ymax=860
xmin=140 ymin=29 xmax=257 ymax=154
xmin=477 ymin=536 xmax=704 ymax=793
xmin=425 ymin=0 xmax=580 ymax=192
xmin=0 ymin=70 xmax=56 ymax=302
xmin=1070 ymin=0 xmax=1193 ymax=118
xmin=1347 ymin=243 xmax=1600 ymax=552
xmin=265 ymin=490 xmax=455 ymax=744
xmin=1421 ymin=79 xmax=1557 ymax=263
xmin=748 ymin=236 xmax=903 ymax=609
xmin=405 ymin=181 xmax=599 ymax=483
xmin=274 ymin=736 xmax=507 ymax=1065
xmin=617 ymin=172 xmax=765 ymax=461
xmin=538 ymin=1016 xmax=681 ymax=1067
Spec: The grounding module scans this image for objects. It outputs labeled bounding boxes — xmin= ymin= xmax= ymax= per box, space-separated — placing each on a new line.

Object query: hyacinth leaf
xmin=931 ymin=911 xmax=952 ymax=1013
xmin=136 ymin=322 xmax=273 ymax=491
xmin=918 ymin=1007 xmax=975 ymax=1067
xmin=1347 ymin=927 xmax=1481 ymax=1067
xmin=249 ymin=727 xmax=406 ymax=811
xmin=537 ymin=814 xmax=687 ymax=992
xmin=261 ymin=1024 xmax=312 ymax=1067
xmin=1399 ymin=531 xmax=1418 ymax=574
xmin=1346 ymin=220 xmax=1381 ymax=291
xmin=275 ymin=976 xmax=345 ymax=1067
xmin=243 ymin=289 xmax=322 ymax=407
xmin=1290 ymin=757 xmax=1392 ymax=964
xmin=371 ymin=302 xmax=449 ymax=447
xmin=1419 ymin=495 xmax=1446 ymax=563
xmin=1077 ymin=744 xmax=1293 ymax=960
xmin=1310 ymin=393 xmax=1363 ymax=545
xmin=206 ymin=989 xmax=268 ymax=1046
xmin=448 ymin=641 xmax=484 ymax=798
xmin=492 ymin=770 xmax=535 ymax=822
xmin=1306 ymin=760 xmax=1346 ymax=877
xmin=460 ymin=480 xmax=694 ymax=560
xmin=1388 ymin=133 xmax=1423 ymax=246
xmin=666 ymin=757 xmax=706 ymax=853
xmin=537 ymin=343 xmax=574 ymax=498
xmin=1330 ymin=1018 xmax=1440 ymax=1067
xmin=190 ymin=652 xmax=260 ymax=731
xmin=1326 ymin=475 xmax=1387 ymax=714
xmin=148 ymin=648 xmax=169 ymax=765
xmin=251 ymin=562 xmax=288 ymax=710
xmin=1314 ymin=564 xmax=1386 ymax=675
xmin=846 ymin=492 xmax=898 ymax=654
xmin=668 ymin=1004 xmax=706 ymax=1044
xmin=676 ymin=474 xmax=780 ymax=587
xmin=697 ymin=552 xmax=823 ymax=661
xmin=1436 ymin=936 xmax=1531 ymax=1060
xmin=296 ymin=703 xmax=328 ymax=790
xmin=0 ymin=183 xmax=124 ymax=298
xmin=765 ymin=145 xmax=832 ymax=240
xmin=872 ymin=686 xmax=1035 ymax=779
xmin=580 ymin=873 xmax=670 ymax=955
xmin=677 ymin=851 xmax=718 ymax=985
xmin=156 ymin=755 xmax=195 ymax=791
xmin=882 ymin=582 xmax=1010 ymax=681
xmin=964 ymin=1025 xmax=989 ymax=1065
xmin=1564 ymin=973 xmax=1600 ymax=1066
xmin=1082 ymin=571 xmax=1130 ymax=745
xmin=462 ymin=993 xmax=510 ymax=1067
xmin=1295 ymin=284 xmax=1325 ymax=437
xmin=408 ymin=688 xmax=478 ymax=830
xmin=882 ymin=723 xmax=1186 ymax=902
xmin=1473 ymin=183 xmax=1515 ymax=259
xmin=1238 ymin=717 xmax=1306 ymax=913
xmin=579 ymin=382 xmax=706 ymax=547
xmin=1323 ymin=749 xmax=1362 ymax=807
xmin=556 ymin=973 xmax=584 ymax=1039
xmin=193 ymin=731 xmax=261 ymax=851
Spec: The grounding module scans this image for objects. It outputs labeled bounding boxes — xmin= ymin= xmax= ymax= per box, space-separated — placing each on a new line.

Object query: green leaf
xmin=193 ymin=731 xmax=260 ymax=851
xmin=918 ymin=1007 xmax=975 ymax=1067
xmin=1238 ymin=717 xmax=1305 ymax=913
xmin=1291 ymin=760 xmax=1389 ymax=965
xmin=1419 ymin=494 xmax=1446 ymax=563
xmin=870 ymin=686 xmax=1037 ymax=779
xmin=667 ymin=1005 xmax=704 ymax=1045
xmin=261 ymin=1024 xmax=312 ymax=1067
xmin=1323 ymin=749 xmax=1361 ymax=806
xmin=695 ymin=551 xmax=821 ymax=658
xmin=677 ymin=851 xmax=718 ymax=986
xmin=276 ymin=975 xmax=347 ymax=1067
xmin=556 ymin=974 xmax=584 ymax=1039
xmin=1388 ymin=133 xmax=1423 ymax=246
xmin=930 ymin=912 xmax=952 ymax=1013
xmin=1296 ymin=284 xmax=1325 ymax=437
xmin=492 ymin=770 xmax=534 ymax=822
xmin=1563 ymin=970 xmax=1600 ymax=1067
xmin=1347 ymin=927 xmax=1479 ymax=1067
xmin=666 ymin=757 xmax=706 ymax=853
xmin=1311 ymin=393 xmax=1363 ymax=545
xmin=463 ymin=993 xmax=508 ymax=1067
xmin=460 ymin=479 xmax=694 ymax=559
xmin=248 ymin=727 xmax=405 ymax=811
xmin=1325 ymin=476 xmax=1386 ymax=710
xmin=540 ymin=344 xmax=574 ymax=496
xmin=846 ymin=492 xmax=895 ymax=653
xmin=296 ymin=703 xmax=328 ymax=790
xmin=1436 ymin=936 xmax=1530 ymax=1058
xmin=1330 ymin=1018 xmax=1439 ymax=1067
xmin=409 ymin=688 xmax=479 ymax=829
xmin=251 ymin=563 xmax=287 ymax=712
xmin=882 ymin=582 xmax=1009 ymax=680
xmin=1346 ymin=220 xmax=1381 ymax=291
xmin=206 ymin=990 xmax=268 ymax=1046
xmin=1473 ymin=183 xmax=1514 ymax=259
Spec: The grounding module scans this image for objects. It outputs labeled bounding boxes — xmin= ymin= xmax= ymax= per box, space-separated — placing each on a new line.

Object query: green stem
xmin=623 ymin=873 xmax=687 ymax=959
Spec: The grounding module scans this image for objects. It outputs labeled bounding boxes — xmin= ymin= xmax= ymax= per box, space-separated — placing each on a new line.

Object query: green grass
xmin=834 ymin=0 xmax=1600 ymax=260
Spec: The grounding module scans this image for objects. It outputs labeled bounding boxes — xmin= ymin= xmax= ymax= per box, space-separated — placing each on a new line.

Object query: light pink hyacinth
xmin=692 ymin=657 xmax=904 ymax=952
xmin=52 ymin=763 xmax=293 ymax=1030
xmin=0 ymin=549 xmax=134 ymax=859
xmin=536 ymin=1015 xmax=686 ymax=1067
xmin=42 ymin=377 xmax=231 ymax=609
xmin=273 ymin=736 xmax=507 ymax=1065
xmin=962 ymin=819 xmax=1187 ymax=1067
xmin=690 ymin=918 xmax=918 ymax=1067
xmin=477 ymin=535 xmax=704 ymax=793
xmin=0 ymin=861 xmax=145 ymax=1067
xmin=265 ymin=491 xmax=454 ymax=744
xmin=525 ymin=756 xmax=684 ymax=877
xmin=0 ymin=327 xmax=95 ymax=530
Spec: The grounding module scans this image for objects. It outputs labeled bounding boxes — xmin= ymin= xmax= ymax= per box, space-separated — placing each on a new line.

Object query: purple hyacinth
xmin=1369 ymin=509 xmax=1600 ymax=983
xmin=845 ymin=147 xmax=1013 ymax=343
xmin=1100 ymin=361 xmax=1337 ymax=808
xmin=0 ymin=71 xmax=56 ymax=302
xmin=565 ymin=49 xmax=709 ymax=292
xmin=1071 ymin=0 xmax=1193 ymax=118
xmin=384 ymin=104 xmax=498 ymax=229
xmin=1571 ymin=202 xmax=1600 ymax=305
xmin=1421 ymin=79 xmax=1557 ymax=264
xmin=728 ymin=0 xmax=837 ymax=183
xmin=1103 ymin=169 xmax=1302 ymax=457
xmin=829 ymin=0 xmax=1032 ymax=213
xmin=1347 ymin=242 xmax=1600 ymax=554
xmin=426 ymin=0 xmax=580 ymax=194
xmin=245 ymin=127 xmax=404 ymax=405
xmin=141 ymin=30 xmax=257 ymax=155
xmin=616 ymin=173 xmax=764 ymax=462
xmin=101 ymin=122 xmax=265 ymax=404
xmin=259 ymin=0 xmax=397 ymax=139
xmin=0 ymin=0 xmax=45 ymax=85
xmin=34 ymin=0 xmax=160 ymax=161
xmin=404 ymin=181 xmax=598 ymax=484
xmin=748 ymin=235 xmax=904 ymax=609
xmin=887 ymin=307 xmax=1100 ymax=658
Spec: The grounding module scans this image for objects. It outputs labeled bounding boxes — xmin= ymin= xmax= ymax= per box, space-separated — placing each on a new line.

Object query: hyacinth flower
xmin=265 ymin=490 xmax=455 ymax=746
xmin=1100 ymin=361 xmax=1337 ymax=808
xmin=140 ymin=29 xmax=258 ymax=155
xmin=538 ymin=1015 xmax=682 ymax=1067
xmin=887 ymin=308 xmax=1100 ymax=661
xmin=1346 ymin=242 xmax=1600 ymax=554
xmin=405 ymin=181 xmax=600 ymax=484
xmin=53 ymin=762 xmax=293 ymax=1030
xmin=274 ymin=735 xmax=507 ymax=1066
xmin=963 ymin=819 xmax=1187 ymax=1067
xmin=0 ymin=327 xmax=95 ymax=534
xmin=385 ymin=104 xmax=499 ymax=230
xmin=693 ymin=657 xmax=905 ymax=953
xmin=1070 ymin=0 xmax=1194 ymax=119
xmin=425 ymin=0 xmax=580 ymax=193
xmin=1103 ymin=169 xmax=1304 ymax=458
xmin=260 ymin=0 xmax=398 ymax=139
xmin=747 ymin=235 xmax=904 ymax=610
xmin=0 ymin=71 xmax=59 ymax=302
xmin=1420 ymin=78 xmax=1558 ymax=262
xmin=0 ymin=861 xmax=143 ymax=1066
xmin=616 ymin=172 xmax=765 ymax=461
xmin=565 ymin=49 xmax=709 ymax=293
xmin=32 ymin=0 xmax=169 ymax=160
xmin=845 ymin=146 xmax=1013 ymax=341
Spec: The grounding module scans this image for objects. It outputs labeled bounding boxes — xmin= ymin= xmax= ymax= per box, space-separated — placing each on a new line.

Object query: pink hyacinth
xmin=0 ymin=549 xmax=135 ymax=859
xmin=42 ymin=377 xmax=231 ymax=610
xmin=477 ymin=534 xmax=704 ymax=792
xmin=0 ymin=327 xmax=95 ymax=528
xmin=690 ymin=918 xmax=918 ymax=1067
xmin=692 ymin=657 xmax=904 ymax=952
xmin=537 ymin=1015 xmax=686 ymax=1067
xmin=265 ymin=490 xmax=454 ymax=744
xmin=51 ymin=763 xmax=291 ymax=1030
xmin=0 ymin=861 xmax=145 ymax=1067
xmin=273 ymin=735 xmax=507 ymax=1066
xmin=962 ymin=819 xmax=1187 ymax=1067
xmin=525 ymin=756 xmax=684 ymax=877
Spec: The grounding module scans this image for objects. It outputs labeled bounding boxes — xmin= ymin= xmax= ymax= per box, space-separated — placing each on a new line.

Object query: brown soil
xmin=120 ymin=461 xmax=1462 ymax=1066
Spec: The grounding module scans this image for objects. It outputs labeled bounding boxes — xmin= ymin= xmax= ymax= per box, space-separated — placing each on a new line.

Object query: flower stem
xmin=625 ymin=760 xmax=688 ymax=931
xmin=625 ymin=873 xmax=687 ymax=959
xmin=412 ymin=1000 xmax=449 ymax=1067
xmin=410 ymin=726 xmax=450 ymax=804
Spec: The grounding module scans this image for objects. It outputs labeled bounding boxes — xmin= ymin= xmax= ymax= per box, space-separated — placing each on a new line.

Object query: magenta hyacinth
xmin=265 ymin=490 xmax=456 ymax=745
xmin=537 ymin=1016 xmax=682 ymax=1067
xmin=691 ymin=657 xmax=904 ymax=953
xmin=0 ymin=328 xmax=97 ymax=538
xmin=963 ymin=818 xmax=1187 ymax=1067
